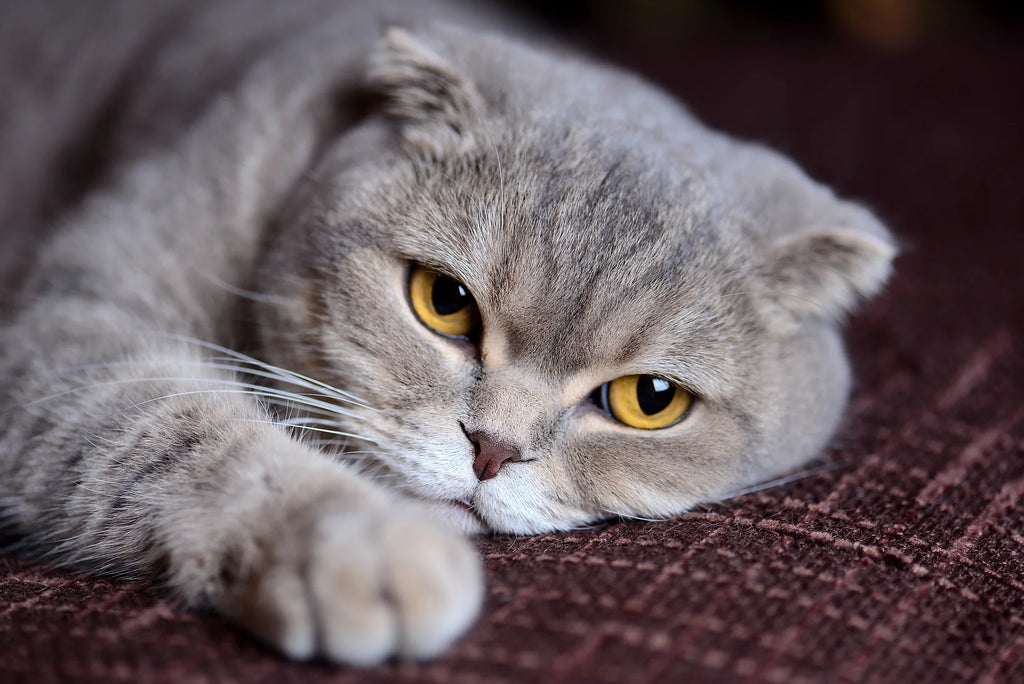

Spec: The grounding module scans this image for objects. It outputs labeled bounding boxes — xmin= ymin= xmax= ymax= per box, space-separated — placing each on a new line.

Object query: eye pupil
xmin=432 ymin=275 xmax=472 ymax=315
xmin=636 ymin=375 xmax=675 ymax=415
xmin=408 ymin=266 xmax=480 ymax=338
xmin=600 ymin=374 xmax=693 ymax=429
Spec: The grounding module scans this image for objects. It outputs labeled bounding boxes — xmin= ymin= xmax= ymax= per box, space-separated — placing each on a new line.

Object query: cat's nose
xmin=468 ymin=431 xmax=522 ymax=481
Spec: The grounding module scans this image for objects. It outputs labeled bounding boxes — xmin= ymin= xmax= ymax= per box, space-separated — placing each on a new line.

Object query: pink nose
xmin=468 ymin=432 xmax=522 ymax=481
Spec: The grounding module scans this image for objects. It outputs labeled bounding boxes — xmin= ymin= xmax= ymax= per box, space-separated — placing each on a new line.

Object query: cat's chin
xmin=405 ymin=497 xmax=490 ymax=535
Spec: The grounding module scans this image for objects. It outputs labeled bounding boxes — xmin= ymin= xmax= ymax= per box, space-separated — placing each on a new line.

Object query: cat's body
xmin=0 ymin=0 xmax=894 ymax=666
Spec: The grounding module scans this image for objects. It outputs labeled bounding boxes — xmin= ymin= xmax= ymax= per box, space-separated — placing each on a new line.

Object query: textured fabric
xmin=2 ymin=28 xmax=1023 ymax=684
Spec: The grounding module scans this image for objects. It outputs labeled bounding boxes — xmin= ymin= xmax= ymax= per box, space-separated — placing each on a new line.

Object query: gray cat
xmin=0 ymin=0 xmax=894 ymax=666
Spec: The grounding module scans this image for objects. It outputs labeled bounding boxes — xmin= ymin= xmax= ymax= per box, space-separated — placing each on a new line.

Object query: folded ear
xmin=755 ymin=206 xmax=896 ymax=332
xmin=367 ymin=27 xmax=484 ymax=151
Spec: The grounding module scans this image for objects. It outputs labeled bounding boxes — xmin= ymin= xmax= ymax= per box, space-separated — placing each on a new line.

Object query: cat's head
xmin=256 ymin=25 xmax=894 ymax=534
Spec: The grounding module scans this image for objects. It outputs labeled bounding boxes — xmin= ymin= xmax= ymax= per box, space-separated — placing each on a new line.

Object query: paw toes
xmin=222 ymin=506 xmax=482 ymax=665
xmin=311 ymin=516 xmax=398 ymax=666
xmin=318 ymin=597 xmax=396 ymax=667
xmin=222 ymin=564 xmax=316 ymax=660
xmin=383 ymin=518 xmax=483 ymax=660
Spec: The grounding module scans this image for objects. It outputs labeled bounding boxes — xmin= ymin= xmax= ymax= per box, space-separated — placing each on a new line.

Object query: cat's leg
xmin=0 ymin=324 xmax=482 ymax=664
xmin=0 ymin=25 xmax=481 ymax=664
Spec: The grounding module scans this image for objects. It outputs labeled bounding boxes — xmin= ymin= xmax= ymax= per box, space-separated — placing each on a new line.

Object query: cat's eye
xmin=594 ymin=375 xmax=694 ymax=429
xmin=408 ymin=265 xmax=480 ymax=338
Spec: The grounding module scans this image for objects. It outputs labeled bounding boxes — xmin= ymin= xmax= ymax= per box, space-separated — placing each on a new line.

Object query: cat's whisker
xmin=480 ymin=126 xmax=506 ymax=233
xmin=232 ymin=418 xmax=379 ymax=444
xmin=80 ymin=329 xmax=375 ymax=410
xmin=53 ymin=383 xmax=373 ymax=449
xmin=28 ymin=376 xmax=368 ymax=423
xmin=173 ymin=359 xmax=361 ymax=405
xmin=719 ymin=460 xmax=848 ymax=500
xmin=278 ymin=419 xmax=349 ymax=434
xmin=258 ymin=397 xmax=360 ymax=422
xmin=605 ymin=510 xmax=672 ymax=524
xmin=560 ymin=519 xmax=609 ymax=532
xmin=20 ymin=370 xmax=381 ymax=464
xmin=200 ymin=271 xmax=291 ymax=305
xmin=303 ymin=435 xmax=388 ymax=456
xmin=333 ymin=449 xmax=385 ymax=457
xmin=152 ymin=333 xmax=376 ymax=409
xmin=276 ymin=415 xmax=354 ymax=427
xmin=39 ymin=358 xmax=368 ymax=416
xmin=350 ymin=468 xmax=402 ymax=482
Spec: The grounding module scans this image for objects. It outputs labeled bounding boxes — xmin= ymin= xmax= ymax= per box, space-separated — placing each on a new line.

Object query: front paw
xmin=219 ymin=505 xmax=482 ymax=666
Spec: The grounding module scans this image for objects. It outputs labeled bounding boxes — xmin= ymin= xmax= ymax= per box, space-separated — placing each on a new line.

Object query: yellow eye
xmin=408 ymin=265 xmax=480 ymax=338
xmin=602 ymin=374 xmax=694 ymax=429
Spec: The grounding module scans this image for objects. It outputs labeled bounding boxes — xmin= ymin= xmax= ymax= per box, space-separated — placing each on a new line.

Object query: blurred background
xmin=506 ymin=0 xmax=1023 ymax=52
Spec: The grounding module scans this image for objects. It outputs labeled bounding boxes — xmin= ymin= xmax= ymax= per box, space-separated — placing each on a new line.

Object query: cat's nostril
xmin=467 ymin=431 xmax=522 ymax=481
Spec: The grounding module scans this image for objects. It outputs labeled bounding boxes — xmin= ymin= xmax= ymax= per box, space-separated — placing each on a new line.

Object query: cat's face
xmin=256 ymin=26 xmax=894 ymax=534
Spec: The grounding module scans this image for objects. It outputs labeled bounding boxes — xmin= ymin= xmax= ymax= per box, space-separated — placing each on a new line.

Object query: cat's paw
xmin=219 ymin=505 xmax=482 ymax=666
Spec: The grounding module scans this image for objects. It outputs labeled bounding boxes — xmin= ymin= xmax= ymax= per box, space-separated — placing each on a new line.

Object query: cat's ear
xmin=367 ymin=27 xmax=484 ymax=151
xmin=755 ymin=205 xmax=896 ymax=334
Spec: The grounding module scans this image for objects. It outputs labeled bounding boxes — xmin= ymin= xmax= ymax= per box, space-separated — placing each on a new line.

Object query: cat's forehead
xmin=399 ymin=133 xmax=753 ymax=393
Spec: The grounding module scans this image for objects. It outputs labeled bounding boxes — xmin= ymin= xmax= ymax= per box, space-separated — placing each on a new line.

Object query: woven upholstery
xmin=2 ymin=26 xmax=1022 ymax=684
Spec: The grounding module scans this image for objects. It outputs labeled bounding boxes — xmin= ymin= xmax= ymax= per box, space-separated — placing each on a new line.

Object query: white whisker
xmin=480 ymin=127 xmax=506 ymax=233
xmin=605 ymin=510 xmax=670 ymax=524
xmin=28 ymin=376 xmax=368 ymax=423
xmin=42 ymin=358 xmax=368 ymax=412
xmin=201 ymin=272 xmax=291 ymax=305
xmin=720 ymin=461 xmax=847 ymax=500
xmin=231 ymin=418 xmax=379 ymax=444
xmin=129 ymin=331 xmax=375 ymax=409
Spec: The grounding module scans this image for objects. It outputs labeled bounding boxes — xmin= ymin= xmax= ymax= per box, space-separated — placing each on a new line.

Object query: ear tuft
xmin=756 ymin=217 xmax=896 ymax=331
xmin=367 ymin=27 xmax=483 ymax=138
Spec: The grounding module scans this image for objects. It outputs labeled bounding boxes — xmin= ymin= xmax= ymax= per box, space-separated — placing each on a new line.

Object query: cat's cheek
xmin=374 ymin=432 xmax=480 ymax=502
xmin=473 ymin=467 xmax=593 ymax=535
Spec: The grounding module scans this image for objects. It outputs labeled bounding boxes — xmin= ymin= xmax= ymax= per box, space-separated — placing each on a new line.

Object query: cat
xmin=0 ymin=0 xmax=895 ymax=667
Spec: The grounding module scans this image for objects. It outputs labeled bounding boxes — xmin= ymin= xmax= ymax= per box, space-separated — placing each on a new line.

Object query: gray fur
xmin=0 ymin=0 xmax=894 ymax=666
